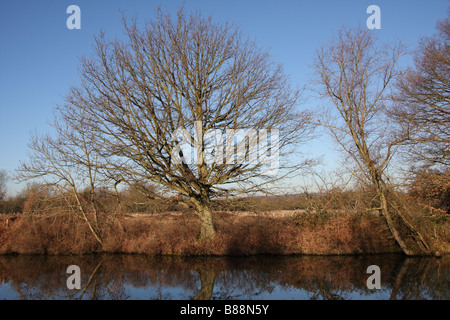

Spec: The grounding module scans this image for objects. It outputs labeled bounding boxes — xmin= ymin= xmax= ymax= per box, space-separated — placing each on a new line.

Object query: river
xmin=0 ymin=254 xmax=448 ymax=300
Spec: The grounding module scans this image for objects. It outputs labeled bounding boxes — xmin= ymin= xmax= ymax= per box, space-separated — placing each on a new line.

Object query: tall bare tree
xmin=392 ymin=13 xmax=449 ymax=169
xmin=16 ymin=112 xmax=115 ymax=246
xmin=0 ymin=170 xmax=7 ymax=201
xmin=23 ymin=7 xmax=313 ymax=241
xmin=313 ymin=26 xmax=430 ymax=255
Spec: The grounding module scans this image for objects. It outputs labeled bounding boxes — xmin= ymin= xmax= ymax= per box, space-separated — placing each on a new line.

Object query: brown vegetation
xmin=0 ymin=209 xmax=406 ymax=256
xmin=1 ymin=177 xmax=448 ymax=256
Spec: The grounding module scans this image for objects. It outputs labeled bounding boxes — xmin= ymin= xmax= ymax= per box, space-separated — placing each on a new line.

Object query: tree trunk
xmin=194 ymin=199 xmax=216 ymax=242
xmin=192 ymin=268 xmax=216 ymax=300
xmin=389 ymin=258 xmax=413 ymax=300
xmin=379 ymin=191 xmax=414 ymax=256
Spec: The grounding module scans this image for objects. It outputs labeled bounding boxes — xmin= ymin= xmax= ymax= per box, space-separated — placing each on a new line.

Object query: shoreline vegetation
xmin=1 ymin=193 xmax=448 ymax=256
xmin=0 ymin=210 xmax=400 ymax=256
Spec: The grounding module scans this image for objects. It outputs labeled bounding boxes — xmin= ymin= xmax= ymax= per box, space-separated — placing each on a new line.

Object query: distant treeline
xmin=1 ymin=168 xmax=448 ymax=216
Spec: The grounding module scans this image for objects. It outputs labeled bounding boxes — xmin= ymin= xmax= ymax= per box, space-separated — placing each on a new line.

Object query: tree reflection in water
xmin=0 ymin=254 xmax=447 ymax=300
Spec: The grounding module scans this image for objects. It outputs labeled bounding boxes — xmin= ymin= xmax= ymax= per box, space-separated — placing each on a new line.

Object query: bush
xmin=409 ymin=169 xmax=450 ymax=215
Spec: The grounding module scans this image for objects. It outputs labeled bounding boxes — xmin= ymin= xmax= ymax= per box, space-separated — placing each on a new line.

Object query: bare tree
xmin=16 ymin=111 xmax=116 ymax=246
xmin=24 ymin=7 xmax=313 ymax=241
xmin=313 ymin=26 xmax=430 ymax=255
xmin=0 ymin=170 xmax=7 ymax=201
xmin=392 ymin=13 xmax=450 ymax=169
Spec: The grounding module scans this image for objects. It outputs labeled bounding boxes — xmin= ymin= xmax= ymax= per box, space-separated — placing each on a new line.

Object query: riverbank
xmin=0 ymin=210 xmax=447 ymax=256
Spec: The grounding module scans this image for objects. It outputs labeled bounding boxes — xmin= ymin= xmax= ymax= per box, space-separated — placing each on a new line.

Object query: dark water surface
xmin=0 ymin=254 xmax=448 ymax=300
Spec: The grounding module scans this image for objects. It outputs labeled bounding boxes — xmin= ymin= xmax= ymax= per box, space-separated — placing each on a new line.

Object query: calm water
xmin=0 ymin=254 xmax=448 ymax=300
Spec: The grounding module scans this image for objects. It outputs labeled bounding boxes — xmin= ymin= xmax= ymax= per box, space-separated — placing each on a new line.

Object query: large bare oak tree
xmin=19 ymin=8 xmax=313 ymax=242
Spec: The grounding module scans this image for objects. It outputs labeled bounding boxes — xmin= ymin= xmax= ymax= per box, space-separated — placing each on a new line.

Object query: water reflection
xmin=0 ymin=254 xmax=448 ymax=300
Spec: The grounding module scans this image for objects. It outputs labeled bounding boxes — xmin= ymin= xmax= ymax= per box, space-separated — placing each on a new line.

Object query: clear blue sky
xmin=0 ymin=0 xmax=448 ymax=196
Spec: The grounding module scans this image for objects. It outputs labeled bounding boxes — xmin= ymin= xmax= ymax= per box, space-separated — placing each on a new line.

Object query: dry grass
xmin=0 ymin=210 xmax=405 ymax=256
